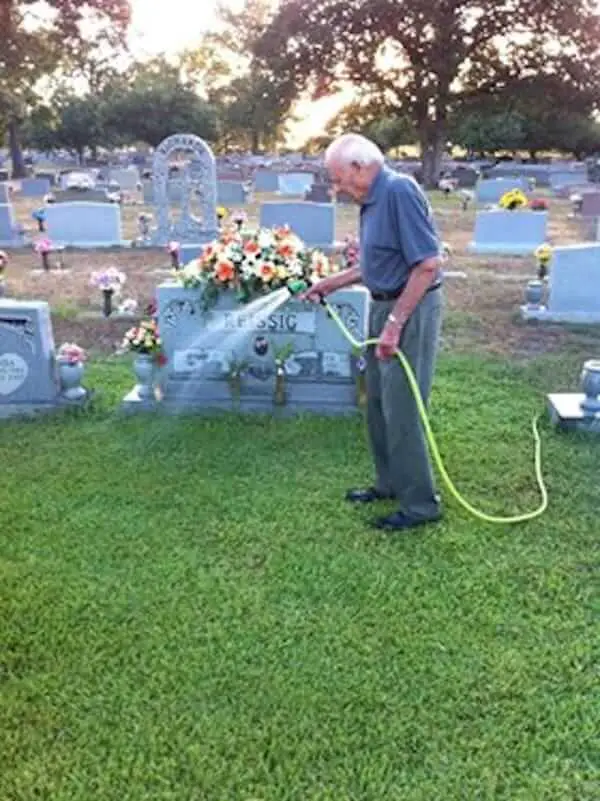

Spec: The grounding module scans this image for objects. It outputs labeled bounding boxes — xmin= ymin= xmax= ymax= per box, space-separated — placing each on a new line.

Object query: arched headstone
xmin=151 ymin=134 xmax=218 ymax=246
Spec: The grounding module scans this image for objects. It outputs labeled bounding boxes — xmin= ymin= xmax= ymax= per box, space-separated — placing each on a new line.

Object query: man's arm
xmin=376 ymin=179 xmax=442 ymax=357
xmin=387 ymin=256 xmax=440 ymax=331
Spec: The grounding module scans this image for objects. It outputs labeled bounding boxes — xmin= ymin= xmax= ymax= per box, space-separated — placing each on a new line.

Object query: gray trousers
xmin=365 ymin=288 xmax=443 ymax=519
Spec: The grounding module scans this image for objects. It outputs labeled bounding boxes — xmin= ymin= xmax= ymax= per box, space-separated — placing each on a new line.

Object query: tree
xmin=326 ymin=99 xmax=416 ymax=152
xmin=0 ymin=0 xmax=130 ymax=176
xmin=184 ymin=0 xmax=297 ymax=152
xmin=450 ymin=74 xmax=600 ymax=159
xmin=254 ymin=0 xmax=600 ymax=185
xmin=101 ymin=59 xmax=219 ymax=147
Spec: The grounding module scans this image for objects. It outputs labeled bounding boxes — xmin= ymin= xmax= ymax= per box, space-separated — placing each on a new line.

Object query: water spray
xmin=287 ymin=277 xmax=548 ymax=524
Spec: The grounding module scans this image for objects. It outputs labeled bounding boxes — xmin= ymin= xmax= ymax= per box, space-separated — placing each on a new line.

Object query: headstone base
xmin=0 ymin=394 xmax=89 ymax=420
xmin=468 ymin=242 xmax=532 ymax=255
xmin=547 ymin=392 xmax=600 ymax=433
xmin=520 ymin=305 xmax=600 ymax=323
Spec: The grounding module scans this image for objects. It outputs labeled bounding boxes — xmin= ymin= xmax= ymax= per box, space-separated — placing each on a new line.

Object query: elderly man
xmin=302 ymin=133 xmax=443 ymax=531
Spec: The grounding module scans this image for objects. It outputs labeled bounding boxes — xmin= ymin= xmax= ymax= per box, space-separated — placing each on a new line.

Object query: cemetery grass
xmin=1 ymin=357 xmax=599 ymax=800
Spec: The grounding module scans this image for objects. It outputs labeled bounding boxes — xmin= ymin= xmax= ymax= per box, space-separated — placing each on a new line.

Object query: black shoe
xmin=371 ymin=509 xmax=442 ymax=531
xmin=345 ymin=486 xmax=395 ymax=503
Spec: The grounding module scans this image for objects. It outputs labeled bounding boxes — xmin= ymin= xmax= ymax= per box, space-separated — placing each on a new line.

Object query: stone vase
xmin=525 ymin=279 xmax=544 ymax=307
xmin=133 ymin=353 xmax=156 ymax=399
xmin=273 ymin=365 xmax=287 ymax=406
xmin=580 ymin=359 xmax=600 ymax=413
xmin=58 ymin=360 xmax=86 ymax=401
xmin=228 ymin=372 xmax=242 ymax=405
xmin=102 ymin=288 xmax=114 ymax=317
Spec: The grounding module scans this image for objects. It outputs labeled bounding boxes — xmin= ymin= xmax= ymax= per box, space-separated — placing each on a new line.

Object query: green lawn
xmin=1 ymin=356 xmax=598 ymax=800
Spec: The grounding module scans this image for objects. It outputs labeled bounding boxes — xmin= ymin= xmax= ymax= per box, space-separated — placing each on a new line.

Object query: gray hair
xmin=325 ymin=133 xmax=384 ymax=168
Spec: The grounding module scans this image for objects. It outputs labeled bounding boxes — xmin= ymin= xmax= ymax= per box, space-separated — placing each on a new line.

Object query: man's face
xmin=326 ymin=158 xmax=372 ymax=203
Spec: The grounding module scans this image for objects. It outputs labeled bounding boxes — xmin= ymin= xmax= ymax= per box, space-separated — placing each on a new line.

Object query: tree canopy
xmin=254 ymin=0 xmax=600 ymax=182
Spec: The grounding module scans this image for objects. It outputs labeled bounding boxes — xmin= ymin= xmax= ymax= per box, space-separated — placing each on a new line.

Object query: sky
xmin=127 ymin=0 xmax=348 ymax=146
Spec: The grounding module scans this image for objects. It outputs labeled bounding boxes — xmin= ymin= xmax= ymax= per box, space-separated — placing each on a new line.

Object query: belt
xmin=370 ymin=281 xmax=441 ymax=302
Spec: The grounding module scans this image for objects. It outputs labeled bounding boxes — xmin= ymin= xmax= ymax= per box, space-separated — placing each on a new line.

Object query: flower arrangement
xmin=340 ymin=235 xmax=359 ymax=269
xmin=499 ymin=189 xmax=528 ymax=210
xmin=231 ymin=209 xmax=247 ymax=231
xmin=167 ymin=241 xmax=180 ymax=268
xmin=57 ymin=342 xmax=87 ymax=364
xmin=534 ymin=243 xmax=553 ymax=280
xmin=35 ymin=238 xmax=53 ymax=270
xmin=121 ymin=319 xmax=166 ymax=364
xmin=90 ymin=266 xmax=126 ymax=293
xmin=529 ymin=198 xmax=548 ymax=211
xmin=174 ymin=224 xmax=336 ymax=307
xmin=117 ymin=297 xmax=139 ymax=316
xmin=32 ymin=208 xmax=46 ymax=231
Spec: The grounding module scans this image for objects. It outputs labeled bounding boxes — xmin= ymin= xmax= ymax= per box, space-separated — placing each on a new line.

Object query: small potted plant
xmin=138 ymin=212 xmax=152 ymax=240
xmin=56 ymin=342 xmax=87 ymax=401
xmin=529 ymin=198 xmax=548 ymax=212
xmin=167 ymin=241 xmax=180 ymax=268
xmin=32 ymin=207 xmax=46 ymax=232
xmin=90 ymin=267 xmax=127 ymax=317
xmin=498 ymin=189 xmax=529 ymax=210
xmin=340 ymin=235 xmax=359 ymax=269
xmin=0 ymin=250 xmax=7 ymax=297
xmin=217 ymin=206 xmax=228 ymax=227
xmin=120 ymin=319 xmax=166 ymax=400
xmin=35 ymin=238 xmax=53 ymax=271
xmin=231 ymin=209 xmax=247 ymax=232
xmin=534 ymin=243 xmax=553 ymax=280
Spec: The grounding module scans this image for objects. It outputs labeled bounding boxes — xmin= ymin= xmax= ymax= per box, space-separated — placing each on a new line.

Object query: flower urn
xmin=57 ymin=360 xmax=86 ymax=401
xmin=133 ymin=353 xmax=157 ymax=400
xmin=580 ymin=359 xmax=600 ymax=414
xmin=525 ymin=279 xmax=544 ymax=307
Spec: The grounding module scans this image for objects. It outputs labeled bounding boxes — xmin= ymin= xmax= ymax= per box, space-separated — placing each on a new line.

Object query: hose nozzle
xmin=287 ymin=278 xmax=310 ymax=296
xmin=286 ymin=278 xmax=326 ymax=306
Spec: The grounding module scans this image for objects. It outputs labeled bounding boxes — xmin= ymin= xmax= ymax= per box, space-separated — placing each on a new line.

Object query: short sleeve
xmin=389 ymin=177 xmax=441 ymax=268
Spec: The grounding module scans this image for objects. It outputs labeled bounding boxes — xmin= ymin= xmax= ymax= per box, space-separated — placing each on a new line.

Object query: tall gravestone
xmin=151 ymin=134 xmax=218 ymax=247
xmin=0 ymin=300 xmax=61 ymax=418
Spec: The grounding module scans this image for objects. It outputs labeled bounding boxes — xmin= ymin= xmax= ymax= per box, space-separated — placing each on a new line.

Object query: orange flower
xmin=260 ymin=263 xmax=276 ymax=281
xmin=276 ymin=243 xmax=294 ymax=259
xmin=216 ymin=260 xmax=235 ymax=282
xmin=244 ymin=241 xmax=260 ymax=255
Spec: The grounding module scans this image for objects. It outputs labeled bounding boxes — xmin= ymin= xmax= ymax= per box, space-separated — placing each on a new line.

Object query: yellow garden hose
xmin=323 ymin=300 xmax=548 ymax=523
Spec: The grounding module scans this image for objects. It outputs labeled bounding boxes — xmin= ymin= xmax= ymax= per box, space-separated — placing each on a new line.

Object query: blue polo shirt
xmin=359 ymin=167 xmax=442 ymax=294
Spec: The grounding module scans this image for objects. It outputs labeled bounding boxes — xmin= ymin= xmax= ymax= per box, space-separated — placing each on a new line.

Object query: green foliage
xmin=102 ymin=59 xmax=220 ymax=147
xmin=255 ymin=0 xmax=600 ymax=181
xmin=0 ymin=355 xmax=598 ymax=798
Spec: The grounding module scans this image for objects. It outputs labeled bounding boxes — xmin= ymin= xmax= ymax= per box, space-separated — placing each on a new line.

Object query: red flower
xmin=156 ymin=353 xmax=168 ymax=366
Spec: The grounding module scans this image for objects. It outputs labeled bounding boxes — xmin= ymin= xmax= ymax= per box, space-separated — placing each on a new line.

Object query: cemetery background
xmin=2 ymin=176 xmax=599 ymax=800
xmin=2 ymin=0 xmax=599 ymax=794
xmin=4 ymin=184 xmax=597 ymax=362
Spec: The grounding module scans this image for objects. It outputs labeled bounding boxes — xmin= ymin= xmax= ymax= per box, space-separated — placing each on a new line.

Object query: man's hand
xmin=376 ymin=319 xmax=402 ymax=360
xmin=298 ymin=276 xmax=336 ymax=303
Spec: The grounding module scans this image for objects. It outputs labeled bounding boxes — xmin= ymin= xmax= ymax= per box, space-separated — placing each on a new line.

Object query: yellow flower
xmin=535 ymin=243 xmax=553 ymax=264
xmin=217 ymin=206 xmax=228 ymax=220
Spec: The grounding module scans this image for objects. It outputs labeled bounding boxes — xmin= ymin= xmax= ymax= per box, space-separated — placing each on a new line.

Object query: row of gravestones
xmin=0 ymin=286 xmax=370 ymax=419
xmin=4 ymin=277 xmax=600 ymax=434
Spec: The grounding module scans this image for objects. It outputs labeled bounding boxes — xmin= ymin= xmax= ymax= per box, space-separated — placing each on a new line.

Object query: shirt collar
xmin=361 ymin=166 xmax=388 ymax=207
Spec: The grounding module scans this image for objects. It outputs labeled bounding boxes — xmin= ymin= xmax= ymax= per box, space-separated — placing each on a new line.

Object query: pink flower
xmin=167 ymin=241 xmax=180 ymax=254
xmin=35 ymin=238 xmax=53 ymax=254
xmin=57 ymin=342 xmax=87 ymax=364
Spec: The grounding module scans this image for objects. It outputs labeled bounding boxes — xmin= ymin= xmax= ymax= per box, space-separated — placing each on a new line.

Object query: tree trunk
xmin=8 ymin=119 xmax=26 ymax=179
xmin=420 ymin=124 xmax=445 ymax=189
